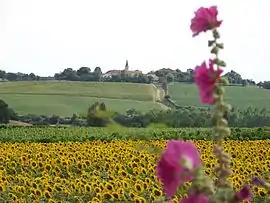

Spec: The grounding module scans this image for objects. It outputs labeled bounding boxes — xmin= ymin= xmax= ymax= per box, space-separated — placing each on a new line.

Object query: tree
xmin=56 ymin=68 xmax=79 ymax=81
xmin=262 ymin=81 xmax=270 ymax=89
xmin=0 ymin=70 xmax=5 ymax=80
xmin=77 ymin=67 xmax=91 ymax=76
xmin=94 ymin=67 xmax=102 ymax=75
xmin=224 ymin=70 xmax=243 ymax=84
xmin=257 ymin=82 xmax=263 ymax=88
xmin=155 ymin=68 xmax=174 ymax=77
xmin=0 ymin=99 xmax=9 ymax=124
xmin=147 ymin=75 xmax=154 ymax=84
xmin=29 ymin=73 xmax=36 ymax=80
xmin=92 ymin=67 xmax=102 ymax=81
xmin=86 ymin=102 xmax=111 ymax=127
xmin=67 ymin=73 xmax=80 ymax=81
xmin=54 ymin=73 xmax=61 ymax=80
xmin=6 ymin=72 xmax=18 ymax=81
xmin=8 ymin=108 xmax=18 ymax=120
xmin=99 ymin=102 xmax=106 ymax=111
xmin=241 ymin=79 xmax=248 ymax=86
xmin=166 ymin=73 xmax=174 ymax=83
xmin=70 ymin=113 xmax=77 ymax=124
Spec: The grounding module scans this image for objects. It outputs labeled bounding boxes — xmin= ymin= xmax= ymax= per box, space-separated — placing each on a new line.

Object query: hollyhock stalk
xmin=191 ymin=12 xmax=253 ymax=202
xmin=183 ymin=6 xmax=254 ymax=203
xmin=157 ymin=6 xmax=255 ymax=203
xmin=210 ymin=29 xmax=233 ymax=190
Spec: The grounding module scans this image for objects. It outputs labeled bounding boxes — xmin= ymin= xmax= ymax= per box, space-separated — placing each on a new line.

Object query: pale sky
xmin=0 ymin=0 xmax=269 ymax=82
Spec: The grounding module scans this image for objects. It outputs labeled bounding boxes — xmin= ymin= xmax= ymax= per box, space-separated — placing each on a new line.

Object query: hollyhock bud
xmin=208 ymin=40 xmax=216 ymax=47
xmin=190 ymin=6 xmax=222 ymax=37
xmin=213 ymin=58 xmax=227 ymax=67
xmin=156 ymin=140 xmax=201 ymax=197
xmin=212 ymin=29 xmax=220 ymax=39
xmin=210 ymin=47 xmax=219 ymax=55
xmin=216 ymin=43 xmax=224 ymax=49
xmin=194 ymin=59 xmax=223 ymax=104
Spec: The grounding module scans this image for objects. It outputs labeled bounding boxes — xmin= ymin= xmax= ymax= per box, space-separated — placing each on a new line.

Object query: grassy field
xmin=169 ymin=82 xmax=270 ymax=109
xmin=0 ymin=81 xmax=164 ymax=116
xmin=3 ymin=81 xmax=268 ymax=116
xmin=0 ymin=81 xmax=154 ymax=101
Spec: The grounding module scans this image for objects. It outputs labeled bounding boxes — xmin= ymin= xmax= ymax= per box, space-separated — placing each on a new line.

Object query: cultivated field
xmin=0 ymin=126 xmax=268 ymax=202
xmin=169 ymin=83 xmax=270 ymax=109
xmin=0 ymin=81 xmax=165 ymax=116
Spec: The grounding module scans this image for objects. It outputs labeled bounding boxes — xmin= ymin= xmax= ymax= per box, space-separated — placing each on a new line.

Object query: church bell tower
xmin=125 ymin=60 xmax=129 ymax=71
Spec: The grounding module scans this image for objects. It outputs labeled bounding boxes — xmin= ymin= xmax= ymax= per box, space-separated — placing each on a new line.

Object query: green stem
xmin=210 ymin=29 xmax=233 ymax=190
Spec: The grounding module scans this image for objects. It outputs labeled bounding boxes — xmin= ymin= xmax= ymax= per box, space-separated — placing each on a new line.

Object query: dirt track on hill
xmin=151 ymin=84 xmax=169 ymax=110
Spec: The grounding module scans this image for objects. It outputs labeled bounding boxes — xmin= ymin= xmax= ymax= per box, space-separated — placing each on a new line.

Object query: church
xmin=102 ymin=60 xmax=142 ymax=78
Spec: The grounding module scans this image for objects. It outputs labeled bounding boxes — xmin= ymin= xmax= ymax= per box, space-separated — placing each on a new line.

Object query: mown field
xmin=169 ymin=83 xmax=270 ymax=110
xmin=2 ymin=81 xmax=270 ymax=116
xmin=0 ymin=81 xmax=154 ymax=101
xmin=0 ymin=126 xmax=269 ymax=202
xmin=0 ymin=81 xmax=163 ymax=116
xmin=1 ymin=94 xmax=162 ymax=116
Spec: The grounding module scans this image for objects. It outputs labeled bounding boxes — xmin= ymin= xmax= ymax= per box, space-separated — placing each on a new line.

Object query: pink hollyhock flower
xmin=194 ymin=59 xmax=223 ymax=104
xmin=190 ymin=6 xmax=222 ymax=37
xmin=234 ymin=184 xmax=252 ymax=202
xmin=181 ymin=193 xmax=209 ymax=203
xmin=156 ymin=140 xmax=201 ymax=197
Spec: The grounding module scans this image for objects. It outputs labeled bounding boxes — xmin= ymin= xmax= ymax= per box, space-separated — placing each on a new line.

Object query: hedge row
xmin=0 ymin=125 xmax=269 ymax=142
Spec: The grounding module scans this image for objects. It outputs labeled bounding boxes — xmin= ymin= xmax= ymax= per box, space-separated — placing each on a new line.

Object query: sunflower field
xmin=0 ymin=127 xmax=269 ymax=203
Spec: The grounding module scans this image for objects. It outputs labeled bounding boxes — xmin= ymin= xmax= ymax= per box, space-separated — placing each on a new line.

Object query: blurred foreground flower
xmin=181 ymin=192 xmax=209 ymax=203
xmin=234 ymin=184 xmax=252 ymax=202
xmin=156 ymin=140 xmax=201 ymax=197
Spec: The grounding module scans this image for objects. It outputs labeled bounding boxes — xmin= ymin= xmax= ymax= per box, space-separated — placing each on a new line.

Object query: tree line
xmin=2 ymin=99 xmax=270 ymax=128
xmin=1 ymin=67 xmax=270 ymax=89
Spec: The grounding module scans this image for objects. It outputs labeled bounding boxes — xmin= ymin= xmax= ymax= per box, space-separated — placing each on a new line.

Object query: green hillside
xmin=0 ymin=81 xmax=164 ymax=116
xmin=0 ymin=81 xmax=153 ymax=101
xmin=169 ymin=82 xmax=270 ymax=109
xmin=3 ymin=81 xmax=267 ymax=117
